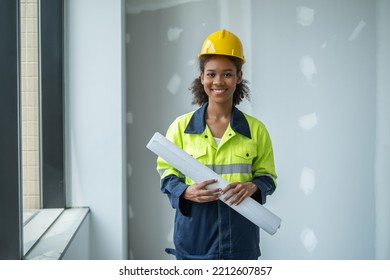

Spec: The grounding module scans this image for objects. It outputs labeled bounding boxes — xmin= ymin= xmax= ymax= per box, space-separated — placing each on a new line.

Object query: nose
xmin=213 ymin=74 xmax=225 ymax=85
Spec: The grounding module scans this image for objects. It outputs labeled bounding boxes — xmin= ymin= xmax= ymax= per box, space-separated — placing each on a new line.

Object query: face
xmin=200 ymin=56 xmax=242 ymax=106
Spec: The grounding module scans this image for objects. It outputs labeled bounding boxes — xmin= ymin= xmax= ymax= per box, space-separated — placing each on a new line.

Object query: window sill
xmin=23 ymin=207 xmax=90 ymax=260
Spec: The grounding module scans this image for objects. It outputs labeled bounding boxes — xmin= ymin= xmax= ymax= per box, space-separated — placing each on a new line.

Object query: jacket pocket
xmin=233 ymin=143 xmax=257 ymax=162
xmin=184 ymin=145 xmax=207 ymax=160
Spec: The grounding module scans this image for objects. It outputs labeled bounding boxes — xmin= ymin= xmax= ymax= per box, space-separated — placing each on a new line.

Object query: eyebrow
xmin=205 ymin=69 xmax=234 ymax=72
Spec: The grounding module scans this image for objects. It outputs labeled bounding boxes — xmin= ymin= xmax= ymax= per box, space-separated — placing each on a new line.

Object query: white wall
xmin=126 ymin=0 xmax=389 ymax=260
xmin=252 ymin=0 xmax=376 ymax=260
xmin=65 ymin=0 xmax=127 ymax=259
xmin=375 ymin=0 xmax=390 ymax=260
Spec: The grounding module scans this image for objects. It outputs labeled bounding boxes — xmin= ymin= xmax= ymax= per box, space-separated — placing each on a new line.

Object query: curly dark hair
xmin=189 ymin=54 xmax=250 ymax=106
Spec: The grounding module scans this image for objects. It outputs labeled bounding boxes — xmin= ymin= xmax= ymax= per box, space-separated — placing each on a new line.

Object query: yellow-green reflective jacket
xmin=156 ymin=103 xmax=277 ymax=260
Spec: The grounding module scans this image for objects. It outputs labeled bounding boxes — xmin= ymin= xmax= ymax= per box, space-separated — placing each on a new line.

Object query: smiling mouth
xmin=212 ymin=89 xmax=226 ymax=94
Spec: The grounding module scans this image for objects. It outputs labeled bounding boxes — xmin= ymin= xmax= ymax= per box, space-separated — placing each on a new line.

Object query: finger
xmin=230 ymin=189 xmax=248 ymax=205
xmin=222 ymin=183 xmax=241 ymax=201
xmin=203 ymin=179 xmax=218 ymax=186
xmin=223 ymin=189 xmax=236 ymax=202
xmin=198 ymin=180 xmax=222 ymax=195
xmin=197 ymin=179 xmax=218 ymax=189
xmin=197 ymin=192 xmax=220 ymax=202
xmin=199 ymin=188 xmax=222 ymax=196
xmin=222 ymin=182 xmax=238 ymax=194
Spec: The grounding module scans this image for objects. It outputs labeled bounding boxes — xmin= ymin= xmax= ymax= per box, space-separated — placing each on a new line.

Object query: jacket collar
xmin=184 ymin=102 xmax=251 ymax=139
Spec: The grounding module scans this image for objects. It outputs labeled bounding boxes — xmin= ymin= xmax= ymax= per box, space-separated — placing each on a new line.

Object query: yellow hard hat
xmin=198 ymin=29 xmax=245 ymax=63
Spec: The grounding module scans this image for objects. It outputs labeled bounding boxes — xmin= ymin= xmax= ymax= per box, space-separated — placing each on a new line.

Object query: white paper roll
xmin=147 ymin=132 xmax=281 ymax=235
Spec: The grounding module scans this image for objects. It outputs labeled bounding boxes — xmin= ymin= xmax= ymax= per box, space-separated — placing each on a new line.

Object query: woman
xmin=157 ymin=29 xmax=277 ymax=260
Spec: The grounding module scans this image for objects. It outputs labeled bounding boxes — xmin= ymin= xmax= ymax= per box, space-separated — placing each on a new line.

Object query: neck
xmin=206 ymin=102 xmax=232 ymax=120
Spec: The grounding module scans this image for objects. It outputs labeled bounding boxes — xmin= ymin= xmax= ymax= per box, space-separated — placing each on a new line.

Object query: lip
xmin=212 ymin=89 xmax=227 ymax=94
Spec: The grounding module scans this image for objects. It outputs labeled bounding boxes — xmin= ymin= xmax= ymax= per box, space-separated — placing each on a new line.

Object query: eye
xmin=206 ymin=73 xmax=216 ymax=77
xmin=224 ymin=72 xmax=233 ymax=77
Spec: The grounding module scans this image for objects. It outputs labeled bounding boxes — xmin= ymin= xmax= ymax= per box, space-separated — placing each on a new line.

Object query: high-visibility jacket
xmin=157 ymin=103 xmax=277 ymax=260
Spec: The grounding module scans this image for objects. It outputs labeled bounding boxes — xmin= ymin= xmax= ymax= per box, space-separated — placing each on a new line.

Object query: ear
xmin=200 ymin=72 xmax=204 ymax=85
xmin=237 ymin=71 xmax=243 ymax=84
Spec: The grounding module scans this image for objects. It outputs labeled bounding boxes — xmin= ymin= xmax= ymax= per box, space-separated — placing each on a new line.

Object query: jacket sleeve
xmin=251 ymin=124 xmax=277 ymax=205
xmin=160 ymin=174 xmax=192 ymax=216
xmin=156 ymin=121 xmax=192 ymax=216
xmin=251 ymin=175 xmax=276 ymax=205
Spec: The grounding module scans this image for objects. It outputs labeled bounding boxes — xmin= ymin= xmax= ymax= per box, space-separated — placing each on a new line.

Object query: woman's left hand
xmin=221 ymin=182 xmax=258 ymax=205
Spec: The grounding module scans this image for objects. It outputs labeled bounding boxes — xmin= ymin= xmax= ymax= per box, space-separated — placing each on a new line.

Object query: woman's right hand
xmin=183 ymin=179 xmax=222 ymax=203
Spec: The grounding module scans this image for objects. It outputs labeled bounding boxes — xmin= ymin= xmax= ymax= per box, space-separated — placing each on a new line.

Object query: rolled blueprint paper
xmin=146 ymin=132 xmax=281 ymax=235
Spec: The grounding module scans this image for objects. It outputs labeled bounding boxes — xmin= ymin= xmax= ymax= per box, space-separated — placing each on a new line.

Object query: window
xmin=0 ymin=0 xmax=64 ymax=260
xmin=20 ymin=0 xmax=40 ymax=211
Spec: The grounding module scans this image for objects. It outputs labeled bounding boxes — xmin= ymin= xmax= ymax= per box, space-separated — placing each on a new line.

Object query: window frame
xmin=0 ymin=0 xmax=23 ymax=260
xmin=40 ymin=0 xmax=65 ymax=208
xmin=0 ymin=0 xmax=65 ymax=259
